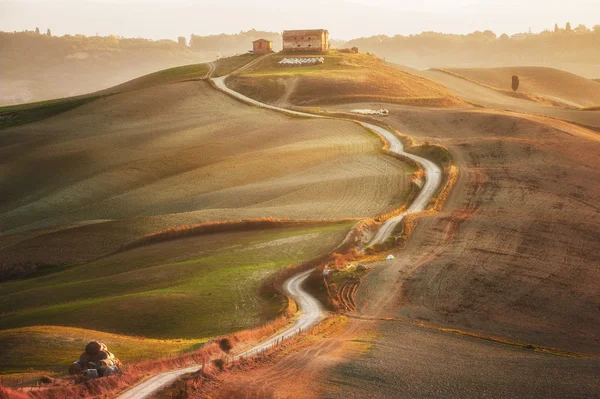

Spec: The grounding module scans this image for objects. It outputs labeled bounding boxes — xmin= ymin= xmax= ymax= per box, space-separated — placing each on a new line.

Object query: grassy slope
xmin=226 ymin=51 xmax=466 ymax=107
xmin=98 ymin=63 xmax=211 ymax=95
xmin=0 ymin=326 xmax=203 ymax=375
xmin=1 ymin=81 xmax=410 ymax=266
xmin=0 ymin=54 xmax=258 ymax=130
xmin=441 ymin=66 xmax=600 ymax=107
xmin=0 ymin=95 xmax=106 ymax=130
xmin=0 ymin=223 xmax=352 ymax=340
xmin=212 ymin=54 xmax=261 ymax=77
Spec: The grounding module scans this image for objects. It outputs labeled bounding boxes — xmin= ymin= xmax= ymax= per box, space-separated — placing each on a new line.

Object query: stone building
xmin=282 ymin=29 xmax=329 ymax=52
xmin=252 ymin=39 xmax=273 ymax=54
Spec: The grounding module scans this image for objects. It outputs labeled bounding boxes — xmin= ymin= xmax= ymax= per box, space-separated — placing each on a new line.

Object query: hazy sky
xmin=1 ymin=0 xmax=598 ymax=40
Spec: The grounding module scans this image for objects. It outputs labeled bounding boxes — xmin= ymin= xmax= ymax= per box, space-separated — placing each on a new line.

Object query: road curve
xmin=117 ymin=270 xmax=322 ymax=399
xmin=117 ymin=60 xmax=442 ymax=398
xmin=364 ymin=123 xmax=442 ymax=245
xmin=213 ymin=74 xmax=443 ymax=245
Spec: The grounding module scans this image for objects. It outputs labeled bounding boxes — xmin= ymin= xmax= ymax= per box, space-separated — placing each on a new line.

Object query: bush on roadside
xmin=212 ymin=358 xmax=226 ymax=371
xmin=218 ymin=338 xmax=233 ymax=354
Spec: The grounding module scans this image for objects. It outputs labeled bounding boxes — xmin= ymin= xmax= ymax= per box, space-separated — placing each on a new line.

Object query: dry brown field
xmin=325 ymin=102 xmax=600 ymax=354
xmin=440 ymin=66 xmax=600 ymax=107
xmin=226 ymin=52 xmax=466 ymax=107
xmin=202 ymin=100 xmax=600 ymax=398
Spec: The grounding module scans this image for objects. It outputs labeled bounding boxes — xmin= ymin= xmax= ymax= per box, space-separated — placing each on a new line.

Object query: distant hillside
xmin=0 ymin=30 xmax=280 ymax=106
xmin=190 ymin=29 xmax=282 ymax=54
xmin=441 ymin=66 xmax=600 ymax=107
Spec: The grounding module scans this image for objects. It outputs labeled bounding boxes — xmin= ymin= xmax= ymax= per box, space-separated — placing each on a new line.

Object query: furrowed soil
xmin=0 ymin=81 xmax=411 ymax=267
xmin=204 ymin=103 xmax=600 ymax=399
xmin=225 ymin=51 xmax=466 ymax=107
xmin=326 ymin=102 xmax=600 ymax=354
xmin=441 ymin=66 xmax=600 ymax=107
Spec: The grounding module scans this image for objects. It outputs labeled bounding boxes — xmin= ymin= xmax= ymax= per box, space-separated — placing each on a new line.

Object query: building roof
xmin=283 ymin=29 xmax=328 ymax=36
xmin=253 ymin=38 xmax=272 ymax=43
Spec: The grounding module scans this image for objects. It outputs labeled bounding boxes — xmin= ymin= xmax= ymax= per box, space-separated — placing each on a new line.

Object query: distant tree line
xmin=345 ymin=23 xmax=600 ymax=69
xmin=189 ymin=29 xmax=282 ymax=53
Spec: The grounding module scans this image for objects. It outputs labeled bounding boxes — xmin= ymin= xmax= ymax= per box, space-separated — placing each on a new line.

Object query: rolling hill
xmin=206 ymin=95 xmax=600 ymax=399
xmin=0 ymin=55 xmax=419 ymax=377
xmin=0 ymin=222 xmax=353 ymax=375
xmin=0 ymin=76 xmax=412 ymax=268
xmin=226 ymin=51 xmax=466 ymax=107
xmin=439 ymin=66 xmax=600 ymax=107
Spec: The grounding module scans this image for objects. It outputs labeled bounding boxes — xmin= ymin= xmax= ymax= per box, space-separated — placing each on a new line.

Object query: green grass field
xmin=100 ymin=63 xmax=211 ymax=94
xmin=0 ymin=95 xmax=106 ymax=130
xmin=0 ymin=223 xmax=352 ymax=341
xmin=212 ymin=53 xmax=261 ymax=77
xmin=0 ymin=326 xmax=204 ymax=375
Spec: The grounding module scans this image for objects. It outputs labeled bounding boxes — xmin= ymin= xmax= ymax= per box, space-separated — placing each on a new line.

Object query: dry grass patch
xmin=227 ymin=51 xmax=466 ymax=107
xmin=212 ymin=54 xmax=262 ymax=77
xmin=581 ymin=105 xmax=600 ymax=111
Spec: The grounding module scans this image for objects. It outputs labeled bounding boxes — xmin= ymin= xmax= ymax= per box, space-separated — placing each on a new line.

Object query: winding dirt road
xmin=117 ymin=270 xmax=323 ymax=399
xmin=117 ymin=59 xmax=442 ymax=399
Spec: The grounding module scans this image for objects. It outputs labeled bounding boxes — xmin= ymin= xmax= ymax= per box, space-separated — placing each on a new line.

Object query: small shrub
xmin=218 ymin=338 xmax=233 ymax=353
xmin=212 ymin=358 xmax=226 ymax=371
xmin=38 ymin=376 xmax=53 ymax=384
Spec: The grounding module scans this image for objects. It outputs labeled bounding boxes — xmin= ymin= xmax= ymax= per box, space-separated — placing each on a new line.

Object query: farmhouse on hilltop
xmin=252 ymin=39 xmax=273 ymax=54
xmin=283 ymin=29 xmax=329 ymax=52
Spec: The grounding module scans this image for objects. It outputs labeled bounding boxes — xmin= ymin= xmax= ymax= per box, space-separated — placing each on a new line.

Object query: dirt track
xmin=115 ymin=55 xmax=443 ymax=399
xmin=206 ymin=93 xmax=600 ymax=398
xmin=117 ymin=269 xmax=326 ymax=399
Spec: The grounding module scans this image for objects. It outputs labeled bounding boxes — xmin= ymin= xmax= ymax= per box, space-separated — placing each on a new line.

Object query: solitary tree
xmin=47 ymin=28 xmax=52 ymax=36
xmin=554 ymin=23 xmax=560 ymax=33
xmin=566 ymin=22 xmax=572 ymax=32
xmin=512 ymin=75 xmax=520 ymax=92
xmin=177 ymin=36 xmax=187 ymax=47
xmin=35 ymin=27 xmax=40 ymax=35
